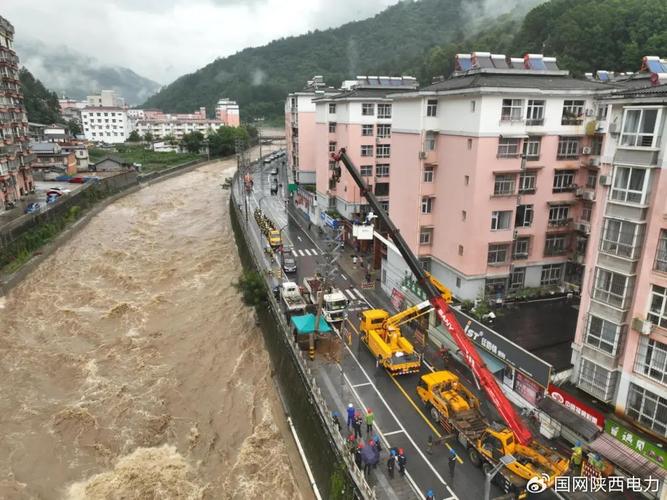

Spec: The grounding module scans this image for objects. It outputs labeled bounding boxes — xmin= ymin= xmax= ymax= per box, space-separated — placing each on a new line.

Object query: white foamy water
xmin=0 ymin=155 xmax=307 ymax=499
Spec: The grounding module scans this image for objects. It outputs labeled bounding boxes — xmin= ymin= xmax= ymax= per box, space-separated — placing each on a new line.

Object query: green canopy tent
xmin=290 ymin=313 xmax=332 ymax=335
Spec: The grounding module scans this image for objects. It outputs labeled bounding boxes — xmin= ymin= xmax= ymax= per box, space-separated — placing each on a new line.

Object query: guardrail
xmin=230 ymin=171 xmax=376 ymax=499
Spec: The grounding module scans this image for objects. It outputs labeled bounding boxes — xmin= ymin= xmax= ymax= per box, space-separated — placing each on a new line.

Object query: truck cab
xmin=322 ymin=290 xmax=348 ymax=323
xmin=360 ymin=309 xmax=420 ymax=374
xmin=269 ymin=230 xmax=282 ymax=247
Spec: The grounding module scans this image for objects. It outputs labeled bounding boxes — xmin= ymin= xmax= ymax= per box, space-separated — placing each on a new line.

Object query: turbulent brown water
xmin=0 ymin=157 xmax=308 ymax=499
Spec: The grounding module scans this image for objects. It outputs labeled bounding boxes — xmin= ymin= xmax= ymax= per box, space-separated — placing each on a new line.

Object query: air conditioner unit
xmin=633 ymin=317 xmax=654 ymax=336
xmin=599 ymin=175 xmax=612 ymax=187
xmin=585 ymin=109 xmax=595 ymax=117
xmin=419 ymin=151 xmax=427 ymax=159
xmin=589 ymin=157 xmax=600 ymax=167
xmin=574 ymin=222 xmax=590 ymax=234
xmin=376 ymin=136 xmax=382 ymax=143
xmin=582 ymin=190 xmax=595 ymax=201
xmin=581 ymin=146 xmax=592 ymax=155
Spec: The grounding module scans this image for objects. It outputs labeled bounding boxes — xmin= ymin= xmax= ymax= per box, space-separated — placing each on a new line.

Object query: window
xmin=328 ymin=196 xmax=336 ymax=209
xmin=458 ymin=245 xmax=464 ymax=256
xmin=591 ymin=135 xmax=603 ymax=156
xmin=526 ymin=100 xmax=545 ymax=125
xmin=586 ymin=172 xmax=597 ymax=189
xmin=557 ymin=136 xmax=580 ymax=160
xmin=423 ymin=166 xmax=434 ymax=183
xmin=328 ymin=122 xmax=336 ymax=133
xmin=464 ymin=175 xmax=469 ymax=185
xmin=377 ymin=104 xmax=391 ymax=119
xmin=491 ymin=211 xmax=512 ymax=230
xmin=494 ymin=175 xmax=515 ymax=196
xmin=467 ymin=138 xmax=473 ymax=150
xmin=470 ymin=100 xmax=476 ymax=112
xmin=510 ymin=268 xmax=525 ymax=289
xmin=545 ymin=234 xmax=567 ymax=256
xmin=497 ymin=138 xmax=520 ymax=158
xmin=361 ymin=145 xmax=373 ymax=157
xmin=420 ymin=259 xmax=431 ymax=272
xmin=329 ymin=141 xmax=337 ymax=153
xmin=592 ymin=267 xmax=632 ymax=309
xmin=374 ymin=183 xmax=389 ymax=196
xmin=636 ymin=336 xmax=667 ymax=386
xmin=626 ymin=383 xmax=667 ymax=436
xmin=421 ymin=197 xmax=433 ymax=214
xmin=329 ymin=103 xmax=336 ymax=113
xmin=582 ymin=206 xmax=592 ymax=222
xmin=553 ymin=170 xmax=576 ymax=192
xmin=611 ymin=166 xmax=648 ymax=204
xmin=379 ymin=200 xmax=389 ymax=212
xmin=362 ymin=124 xmax=374 ymax=136
xmin=420 ymin=228 xmax=433 ymax=245
xmin=585 ymin=315 xmax=622 ymax=355
xmin=362 ymin=103 xmax=375 ymax=116
xmin=425 ymin=133 xmax=436 ymax=151
xmin=600 ymin=218 xmax=643 ymax=259
xmin=426 ymin=99 xmax=438 ymax=117
xmin=456 ymin=277 xmax=461 ymax=288
xmin=485 ymin=277 xmax=507 ymax=296
xmin=461 ymin=210 xmax=466 ymax=221
xmin=548 ymin=204 xmax=570 ymax=225
xmin=500 ymin=99 xmax=523 ymax=121
xmin=578 ymin=358 xmax=618 ymax=402
xmin=597 ymin=105 xmax=608 ymax=121
xmin=376 ymin=144 xmax=391 ymax=158
xmin=621 ymin=108 xmax=659 ymax=147
xmin=515 ymin=205 xmax=533 ymax=227
xmin=656 ymin=230 xmax=667 ymax=272
xmin=649 ymin=285 xmax=667 ymax=329
xmin=377 ymin=124 xmax=391 ymax=138
xmin=487 ymin=244 xmax=509 ymax=264
xmin=523 ymin=137 xmax=541 ymax=160
xmin=513 ymin=238 xmax=530 ymax=259
xmin=540 ymin=264 xmax=563 ymax=285
xmin=519 ymin=172 xmax=536 ymax=194
xmin=375 ymin=164 xmax=390 ymax=177
xmin=561 ymin=100 xmax=585 ymax=125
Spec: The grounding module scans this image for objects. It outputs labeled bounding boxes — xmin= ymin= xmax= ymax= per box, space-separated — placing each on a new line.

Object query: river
xmin=0 ymin=154 xmax=308 ymax=499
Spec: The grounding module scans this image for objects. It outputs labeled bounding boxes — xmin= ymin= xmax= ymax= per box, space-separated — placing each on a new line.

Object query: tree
xmin=128 ymin=130 xmax=141 ymax=142
xmin=66 ymin=119 xmax=82 ymax=136
xmin=143 ymin=132 xmax=154 ymax=142
xmin=19 ymin=67 xmax=62 ymax=124
xmin=181 ymin=131 xmax=204 ymax=154
xmin=163 ymin=134 xmax=178 ymax=145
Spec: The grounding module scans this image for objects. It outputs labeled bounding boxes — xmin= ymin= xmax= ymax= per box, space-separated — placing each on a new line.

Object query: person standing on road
xmin=425 ymin=490 xmax=435 ymax=500
xmin=448 ymin=449 xmax=457 ymax=479
xmin=354 ymin=443 xmax=363 ymax=470
xmin=346 ymin=403 xmax=355 ymax=428
xmin=397 ymin=448 xmax=407 ymax=477
xmin=365 ymin=408 xmax=374 ymax=435
xmin=353 ymin=412 xmax=363 ymax=439
xmin=387 ymin=450 xmax=396 ymax=479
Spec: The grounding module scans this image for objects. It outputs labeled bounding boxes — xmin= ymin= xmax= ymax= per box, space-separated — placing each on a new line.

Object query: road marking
xmin=310 ymin=248 xmax=318 ymax=255
xmin=382 ymin=430 xmax=405 ymax=437
xmin=351 ymin=382 xmax=372 ymax=388
xmin=352 ymin=288 xmax=365 ymax=300
xmin=298 ymin=249 xmax=306 ymax=256
xmin=297 ymin=236 xmax=302 ymax=241
xmin=341 ymin=274 xmax=348 ymax=281
xmin=304 ymin=249 xmax=312 ymax=256
xmin=344 ymin=289 xmax=356 ymax=300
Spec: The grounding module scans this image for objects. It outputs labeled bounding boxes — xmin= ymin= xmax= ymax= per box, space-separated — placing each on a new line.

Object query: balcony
xmin=575 ymin=187 xmax=596 ymax=201
xmin=573 ymin=220 xmax=591 ymax=235
xmin=525 ymin=118 xmax=544 ymax=126
xmin=544 ymin=246 xmax=568 ymax=257
xmin=547 ymin=218 xmax=573 ymax=230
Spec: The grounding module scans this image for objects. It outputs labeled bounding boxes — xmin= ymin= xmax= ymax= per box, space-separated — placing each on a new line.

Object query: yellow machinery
xmin=359 ymin=274 xmax=452 ymax=375
xmin=417 ymin=371 xmax=569 ymax=496
xmin=268 ymin=229 xmax=282 ymax=248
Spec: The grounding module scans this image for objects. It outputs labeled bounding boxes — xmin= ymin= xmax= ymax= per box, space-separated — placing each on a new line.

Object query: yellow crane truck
xmin=417 ymin=371 xmax=569 ymax=498
xmin=359 ymin=273 xmax=452 ymax=375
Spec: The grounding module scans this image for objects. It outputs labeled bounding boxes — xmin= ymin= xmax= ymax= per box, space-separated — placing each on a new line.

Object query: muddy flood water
xmin=0 ymin=156 xmax=308 ymax=499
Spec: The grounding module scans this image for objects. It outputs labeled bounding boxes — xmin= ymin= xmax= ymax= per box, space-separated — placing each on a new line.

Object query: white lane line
xmin=310 ymin=248 xmax=318 ymax=255
xmin=297 ymin=236 xmax=302 ymax=242
xmin=337 ymin=327 xmax=457 ymax=498
xmin=340 ymin=274 xmax=348 ymax=281
xmin=351 ymin=382 xmax=372 ymax=388
xmin=344 ymin=289 xmax=356 ymax=300
xmin=382 ymin=430 xmax=405 ymax=437
xmin=353 ymin=288 xmax=365 ymax=300
xmin=296 ymin=249 xmax=305 ymax=256
xmin=304 ymin=249 xmax=312 ymax=256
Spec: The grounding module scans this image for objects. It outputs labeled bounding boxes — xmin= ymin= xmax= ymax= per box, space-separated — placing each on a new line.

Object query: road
xmin=240 ymin=154 xmax=560 ymax=500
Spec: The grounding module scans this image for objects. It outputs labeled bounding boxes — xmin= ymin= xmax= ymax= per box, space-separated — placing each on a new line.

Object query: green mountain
xmin=142 ymin=0 xmax=538 ymax=122
xmin=19 ymin=67 xmax=62 ymax=125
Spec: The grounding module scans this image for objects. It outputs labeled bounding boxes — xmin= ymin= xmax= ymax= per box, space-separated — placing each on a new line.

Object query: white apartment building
xmin=86 ymin=90 xmax=125 ymax=108
xmin=133 ymin=120 xmax=223 ymax=140
xmin=81 ymin=107 xmax=130 ymax=144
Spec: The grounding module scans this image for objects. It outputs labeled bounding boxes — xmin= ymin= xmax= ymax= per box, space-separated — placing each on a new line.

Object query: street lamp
xmin=484 ymin=455 xmax=516 ymax=500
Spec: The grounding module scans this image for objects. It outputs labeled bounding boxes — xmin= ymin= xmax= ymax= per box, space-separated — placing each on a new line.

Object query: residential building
xmin=86 ymin=90 xmax=125 ymax=108
xmin=131 ymin=105 xmax=231 ymax=140
xmin=127 ymin=109 xmax=145 ymax=120
xmin=30 ymin=142 xmax=77 ymax=179
xmin=285 ymin=76 xmax=338 ymax=185
xmin=59 ymin=98 xmax=86 ymax=123
xmin=572 ymin=59 xmax=667 ymax=444
xmin=60 ymin=142 xmax=89 ymax=171
xmin=81 ymin=107 xmax=130 ymax=144
xmin=0 ymin=15 xmax=34 ymax=207
xmin=383 ymin=53 xmax=611 ymax=300
xmin=310 ymin=76 xmax=418 ymax=233
xmin=90 ymin=156 xmax=134 ymax=172
xmin=215 ymin=98 xmax=240 ymax=127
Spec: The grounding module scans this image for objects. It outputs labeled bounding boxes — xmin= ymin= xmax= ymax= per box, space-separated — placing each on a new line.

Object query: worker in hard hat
xmin=571 ymin=441 xmax=583 ymax=472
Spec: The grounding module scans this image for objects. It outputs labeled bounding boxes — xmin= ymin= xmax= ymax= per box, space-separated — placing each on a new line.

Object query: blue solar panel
xmin=597 ymin=71 xmax=609 ymax=81
xmin=645 ymin=57 xmax=664 ymax=73
xmin=456 ymin=54 xmax=473 ymax=71
xmin=528 ymin=55 xmax=546 ymax=70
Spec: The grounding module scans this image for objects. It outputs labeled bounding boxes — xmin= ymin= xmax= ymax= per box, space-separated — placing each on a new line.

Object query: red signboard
xmin=390 ymin=288 xmax=405 ymax=311
xmin=515 ymin=371 xmax=542 ymax=405
xmin=548 ymin=384 xmax=605 ymax=427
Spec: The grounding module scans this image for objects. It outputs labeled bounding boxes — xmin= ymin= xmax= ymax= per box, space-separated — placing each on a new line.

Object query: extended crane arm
xmin=331 ymin=148 xmax=533 ymax=445
xmin=385 ymin=299 xmax=432 ymax=329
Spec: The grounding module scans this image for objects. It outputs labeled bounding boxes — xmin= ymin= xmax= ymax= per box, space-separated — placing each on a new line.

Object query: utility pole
xmin=256 ymin=117 xmax=264 ymax=194
xmin=235 ymin=137 xmax=249 ymax=224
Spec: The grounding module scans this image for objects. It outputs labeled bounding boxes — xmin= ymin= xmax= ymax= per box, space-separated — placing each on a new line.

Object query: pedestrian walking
xmin=369 ymin=439 xmax=380 ymax=470
xmin=387 ymin=450 xmax=396 ymax=479
xmin=365 ymin=271 xmax=371 ymax=283
xmin=354 ymin=443 xmax=363 ymax=469
xmin=571 ymin=441 xmax=583 ymax=472
xmin=308 ymin=221 xmax=312 ymax=231
xmin=426 ymin=435 xmax=433 ymax=455
xmin=437 ymin=343 xmax=450 ymax=369
xmin=346 ymin=403 xmax=355 ymax=428
xmin=332 ymin=411 xmax=341 ymax=433
xmin=373 ymin=434 xmax=382 ymax=454
xmin=346 ymin=434 xmax=356 ymax=456
xmin=397 ymin=448 xmax=407 ymax=477
xmin=365 ymin=408 xmax=374 ymax=435
xmin=375 ymin=354 xmax=382 ymax=369
xmin=425 ymin=490 xmax=435 ymax=500
xmin=448 ymin=449 xmax=457 ymax=479
xmin=353 ymin=412 xmax=363 ymax=439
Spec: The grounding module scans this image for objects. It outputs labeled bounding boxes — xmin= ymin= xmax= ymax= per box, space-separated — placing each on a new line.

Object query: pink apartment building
xmin=572 ymin=61 xmax=667 ymax=442
xmin=382 ymin=53 xmax=611 ymax=301
xmin=215 ymin=98 xmax=240 ymax=127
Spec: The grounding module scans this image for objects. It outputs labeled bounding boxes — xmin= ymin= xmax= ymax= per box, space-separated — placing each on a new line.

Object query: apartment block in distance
xmin=285 ymin=76 xmax=337 ymax=185
xmin=572 ymin=57 xmax=667 ymax=443
xmin=133 ymin=106 xmax=228 ymax=140
xmin=0 ymin=15 xmax=34 ymax=207
xmin=215 ymin=98 xmax=240 ymax=127
xmin=385 ymin=53 xmax=611 ymax=301
xmin=81 ymin=104 xmax=130 ymax=144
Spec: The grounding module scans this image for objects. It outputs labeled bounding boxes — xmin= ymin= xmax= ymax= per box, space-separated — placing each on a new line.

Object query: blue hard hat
xmin=391 ymin=450 xmax=396 ymax=456
xmin=427 ymin=490 xmax=433 ymax=496
xmin=450 ymin=449 xmax=456 ymax=456
xmin=576 ymin=440 xmax=582 ymax=446
xmin=333 ymin=411 xmax=338 ymax=417
xmin=374 ymin=435 xmax=380 ymax=442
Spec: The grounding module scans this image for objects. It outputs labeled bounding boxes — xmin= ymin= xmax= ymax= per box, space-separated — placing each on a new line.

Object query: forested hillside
xmin=19 ymin=67 xmax=62 ymax=125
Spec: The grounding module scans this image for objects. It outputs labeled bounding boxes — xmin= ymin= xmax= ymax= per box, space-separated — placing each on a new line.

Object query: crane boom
xmin=331 ymin=148 xmax=533 ymax=445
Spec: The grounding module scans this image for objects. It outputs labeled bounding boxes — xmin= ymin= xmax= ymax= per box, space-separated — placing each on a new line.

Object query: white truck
xmin=280 ymin=281 xmax=307 ymax=316
xmin=302 ymin=276 xmax=348 ymax=324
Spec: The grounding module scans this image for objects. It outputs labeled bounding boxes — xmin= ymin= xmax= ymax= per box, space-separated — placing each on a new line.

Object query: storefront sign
xmin=548 ymin=384 xmax=605 ymax=427
xmin=320 ymin=212 xmax=339 ymax=229
xmin=605 ymin=419 xmax=667 ymax=470
xmin=515 ymin=371 xmax=542 ymax=405
xmin=400 ymin=274 xmax=428 ymax=301
xmin=390 ymin=288 xmax=405 ymax=311
xmin=352 ymin=224 xmax=374 ymax=240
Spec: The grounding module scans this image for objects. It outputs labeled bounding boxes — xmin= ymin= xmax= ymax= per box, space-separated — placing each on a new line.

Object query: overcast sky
xmin=4 ymin=0 xmax=399 ymax=84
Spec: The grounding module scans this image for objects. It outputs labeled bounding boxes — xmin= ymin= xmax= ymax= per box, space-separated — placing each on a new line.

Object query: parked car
xmin=46 ymin=194 xmax=59 ymax=204
xmin=282 ymin=248 xmax=297 ymax=273
xmin=24 ymin=202 xmax=41 ymax=214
